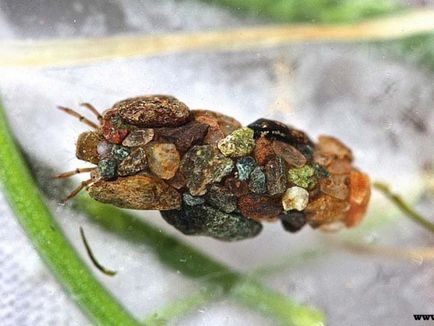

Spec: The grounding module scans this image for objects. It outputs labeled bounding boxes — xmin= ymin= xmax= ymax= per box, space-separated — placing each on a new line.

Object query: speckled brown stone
xmin=253 ymin=136 xmax=274 ymax=166
xmin=156 ymin=120 xmax=209 ymax=153
xmin=304 ymin=193 xmax=350 ymax=228
xmin=224 ymin=177 xmax=249 ymax=197
xmin=145 ymin=142 xmax=180 ymax=180
xmin=238 ymin=194 xmax=282 ymax=221
xmin=193 ymin=110 xmax=241 ymax=145
xmin=193 ymin=110 xmax=241 ymax=135
xmin=118 ymin=147 xmax=148 ymax=176
xmin=167 ymin=170 xmax=187 ymax=190
xmin=272 ymin=140 xmax=306 ymax=168
xmin=265 ymin=156 xmax=287 ymax=196
xmin=122 ymin=128 xmax=154 ymax=147
xmin=88 ymin=174 xmax=181 ymax=210
xmin=76 ymin=131 xmax=102 ymax=164
xmin=115 ymin=95 xmax=191 ymax=128
xmin=101 ymin=109 xmax=130 ymax=144
xmin=180 ymin=145 xmax=234 ymax=196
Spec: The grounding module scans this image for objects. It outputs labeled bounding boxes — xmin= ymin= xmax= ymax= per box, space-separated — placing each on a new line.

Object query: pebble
xmin=248 ymin=166 xmax=267 ymax=194
xmin=111 ymin=144 xmax=130 ymax=160
xmin=156 ymin=120 xmax=209 ymax=153
xmin=265 ymin=156 xmax=287 ymax=195
xmin=167 ymin=170 xmax=187 ymax=190
xmin=319 ymin=174 xmax=350 ymax=200
xmin=248 ymin=118 xmax=313 ymax=146
xmin=217 ymin=127 xmax=255 ymax=157
xmin=182 ymin=193 xmax=205 ymax=206
xmin=317 ymin=135 xmax=353 ymax=161
xmin=345 ymin=170 xmax=371 ymax=227
xmin=101 ymin=109 xmax=130 ymax=144
xmin=205 ymin=184 xmax=237 ymax=213
xmin=253 ymin=136 xmax=274 ymax=166
xmin=88 ymin=174 xmax=181 ymax=210
xmin=122 ymin=129 xmax=154 ymax=147
xmin=282 ymin=186 xmax=309 ymax=211
xmin=115 ymin=95 xmax=191 ymax=128
xmin=193 ymin=110 xmax=242 ymax=145
xmin=118 ymin=147 xmax=148 ymax=176
xmin=97 ymin=158 xmax=117 ymax=180
xmin=180 ymin=145 xmax=234 ymax=196
xmin=161 ymin=204 xmax=262 ymax=241
xmin=238 ymin=194 xmax=282 ymax=221
xmin=96 ymin=140 xmax=113 ymax=159
xmin=326 ymin=158 xmax=351 ymax=175
xmin=287 ymin=165 xmax=317 ymax=189
xmin=248 ymin=118 xmax=291 ymax=139
xmin=76 ymin=131 xmax=102 ymax=164
xmin=224 ymin=177 xmax=249 ymax=197
xmin=304 ymin=193 xmax=350 ymax=228
xmin=313 ymin=163 xmax=330 ymax=179
xmin=236 ymin=156 xmax=256 ymax=181
xmin=272 ymin=140 xmax=306 ymax=168
xmin=280 ymin=211 xmax=307 ymax=233
xmin=145 ymin=142 xmax=180 ymax=180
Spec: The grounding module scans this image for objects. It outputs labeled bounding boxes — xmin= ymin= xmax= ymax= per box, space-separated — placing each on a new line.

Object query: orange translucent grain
xmin=345 ymin=170 xmax=371 ymax=227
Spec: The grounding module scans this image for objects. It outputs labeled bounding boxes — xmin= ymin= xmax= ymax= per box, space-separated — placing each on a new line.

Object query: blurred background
xmin=0 ymin=0 xmax=433 ymax=325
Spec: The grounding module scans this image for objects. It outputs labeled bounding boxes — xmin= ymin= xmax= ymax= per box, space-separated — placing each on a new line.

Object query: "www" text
xmin=414 ymin=315 xmax=434 ymax=320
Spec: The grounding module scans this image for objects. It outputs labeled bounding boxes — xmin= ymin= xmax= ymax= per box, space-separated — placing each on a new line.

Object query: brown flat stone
xmin=76 ymin=131 xmax=102 ymax=164
xmin=265 ymin=156 xmax=288 ymax=196
xmin=180 ymin=145 xmax=234 ymax=196
xmin=272 ymin=140 xmax=306 ymax=168
xmin=115 ymin=95 xmax=191 ymax=128
xmin=88 ymin=174 xmax=181 ymax=210
xmin=145 ymin=142 xmax=180 ymax=180
xmin=118 ymin=147 xmax=148 ymax=176
xmin=304 ymin=193 xmax=350 ymax=228
xmin=253 ymin=136 xmax=274 ymax=166
xmin=155 ymin=120 xmax=209 ymax=153
xmin=193 ymin=110 xmax=241 ymax=145
xmin=238 ymin=194 xmax=282 ymax=221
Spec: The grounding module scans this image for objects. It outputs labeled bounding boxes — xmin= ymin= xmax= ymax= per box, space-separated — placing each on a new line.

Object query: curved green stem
xmin=374 ymin=182 xmax=434 ymax=234
xmin=0 ymin=101 xmax=140 ymax=326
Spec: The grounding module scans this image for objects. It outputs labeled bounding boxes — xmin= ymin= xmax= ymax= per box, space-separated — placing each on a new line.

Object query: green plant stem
xmin=203 ymin=0 xmax=401 ymax=23
xmin=0 ymin=102 xmax=140 ymax=326
xmin=374 ymin=182 xmax=434 ymax=234
xmin=145 ymin=247 xmax=326 ymax=324
xmin=143 ymin=289 xmax=216 ymax=325
xmin=76 ymin=195 xmax=324 ymax=326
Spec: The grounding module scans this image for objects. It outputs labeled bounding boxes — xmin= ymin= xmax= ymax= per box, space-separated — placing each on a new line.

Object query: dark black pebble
xmin=280 ymin=210 xmax=307 ymax=233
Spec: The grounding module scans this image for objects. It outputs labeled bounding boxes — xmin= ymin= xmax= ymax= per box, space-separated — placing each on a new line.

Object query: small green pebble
xmin=98 ymin=158 xmax=117 ymax=180
xmin=248 ymin=166 xmax=267 ymax=194
xmin=287 ymin=165 xmax=316 ymax=189
xmin=111 ymin=144 xmax=130 ymax=160
xmin=183 ymin=193 xmax=205 ymax=206
xmin=217 ymin=127 xmax=255 ymax=157
xmin=236 ymin=156 xmax=256 ymax=181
